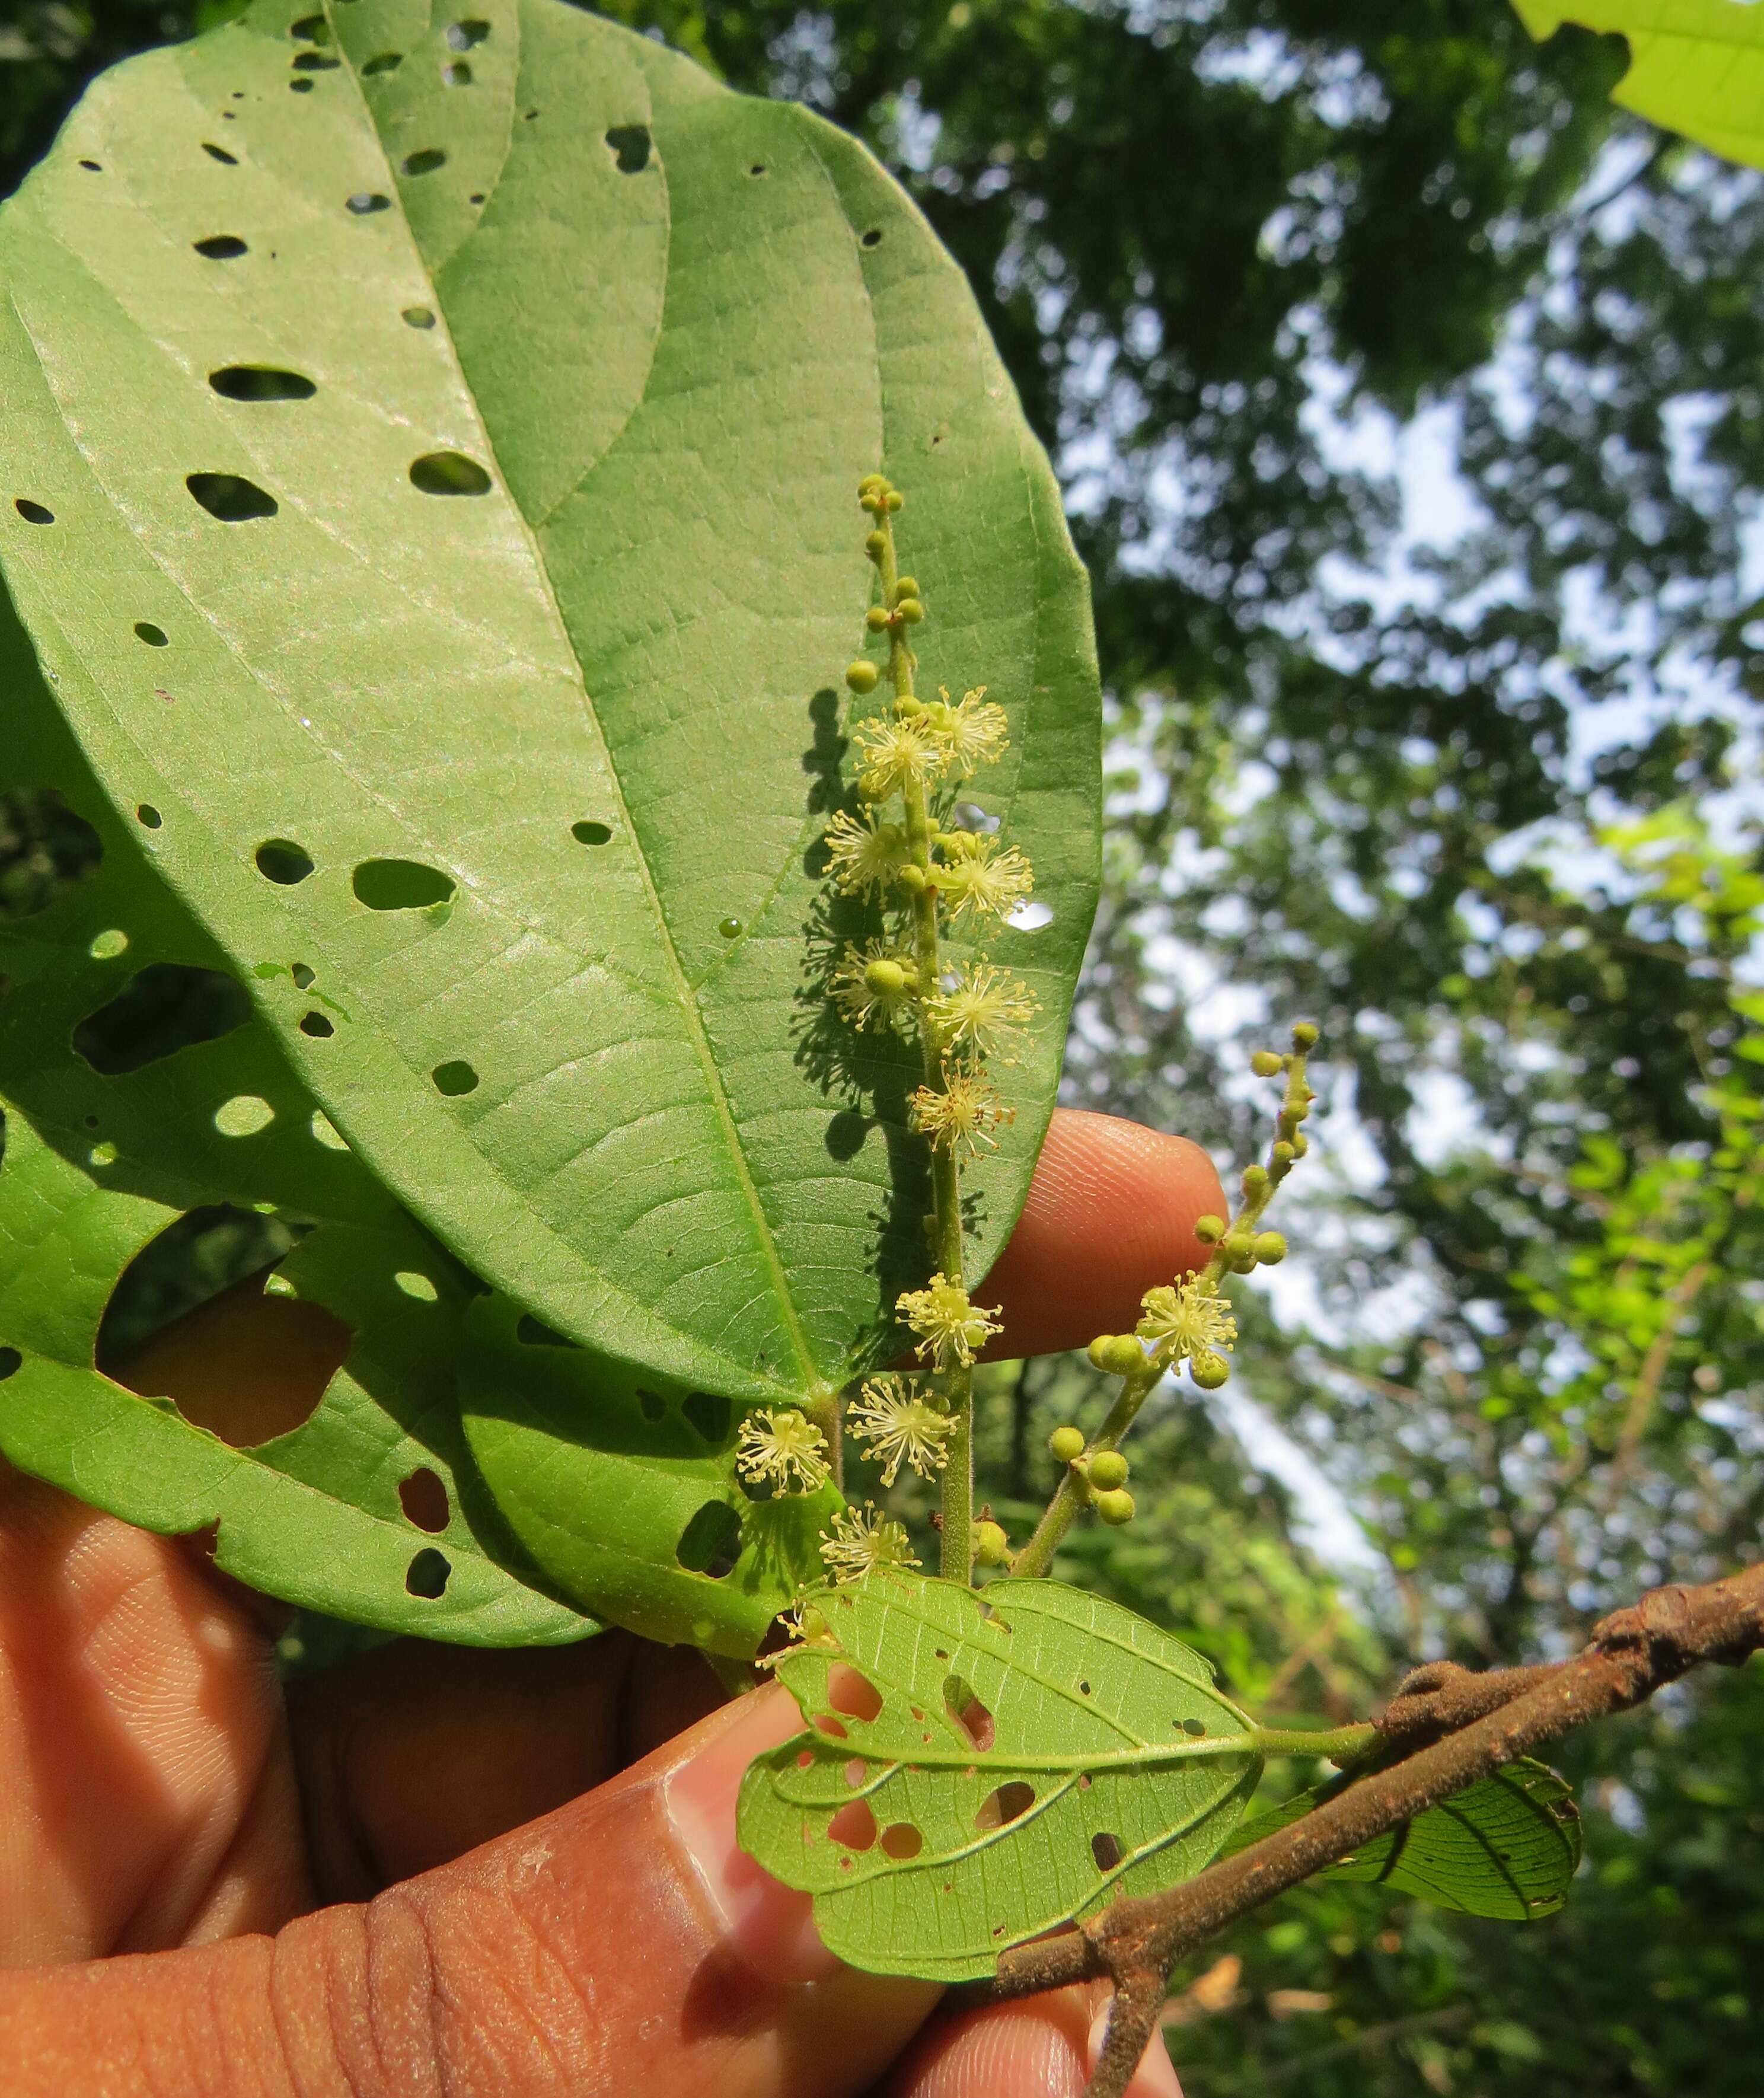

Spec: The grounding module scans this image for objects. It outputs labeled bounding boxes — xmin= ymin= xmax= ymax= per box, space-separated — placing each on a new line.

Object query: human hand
xmin=0 ymin=1108 xmax=1222 ymax=2097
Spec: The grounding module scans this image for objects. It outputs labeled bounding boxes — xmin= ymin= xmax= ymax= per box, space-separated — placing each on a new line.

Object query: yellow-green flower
xmin=735 ymin=1407 xmax=831 ymax=1494
xmin=937 ymin=833 xmax=1035 ymax=923
xmin=819 ymin=1501 xmax=920 ymax=1582
xmin=924 ymin=963 xmax=1039 ymax=1063
xmin=1135 ymin=1274 xmax=1237 ymax=1362
xmin=831 ymin=941 xmax=920 ymax=1032
xmin=824 ymin=808 xmax=909 ymax=896
xmin=910 ymin=1069 xmax=1015 ymax=1160
xmin=924 ymin=685 xmax=1009 ymax=777
xmin=897 ymin=1273 xmax=1002 ymax=1369
xmin=847 ymin=1376 xmax=955 ymax=1485
xmin=852 ymin=715 xmax=946 ymax=800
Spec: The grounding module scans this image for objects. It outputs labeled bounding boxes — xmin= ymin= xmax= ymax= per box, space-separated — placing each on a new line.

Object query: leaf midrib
xmin=321 ymin=2 xmax=838 ymax=1399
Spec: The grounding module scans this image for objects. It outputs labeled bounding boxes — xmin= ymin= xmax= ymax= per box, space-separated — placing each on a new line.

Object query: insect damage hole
xmin=975 ymin=1782 xmax=1035 ymax=1833
xmin=186 ymin=473 xmax=277 ymax=521
xmin=604 ymin=125 xmax=651 ymax=173
xmin=827 ymin=1665 xmax=883 ymax=1721
xmin=74 ymin=964 xmax=251 ymax=1075
xmin=401 ymin=148 xmax=446 ymax=176
xmin=675 ymin=1500 xmax=742 ymax=1579
xmin=446 ymin=17 xmax=490 ymax=47
xmin=828 ymin=1799 xmax=878 ymax=1851
xmin=201 ymin=141 xmax=238 ymax=164
xmin=406 ymin=1547 xmax=451 ymax=1598
xmin=444 ymin=60 xmax=471 ymax=84
xmin=193 ymin=234 xmax=248 ymax=259
xmin=362 ymin=52 xmax=403 ymax=74
xmin=409 ymin=452 xmax=492 ymax=496
xmin=256 ymin=838 xmax=315 ymax=887
xmin=352 ymin=858 xmax=455 ymax=910
xmin=14 ymin=499 xmax=54 ymax=524
xmin=298 ymin=1010 xmax=333 ymax=1038
xmin=398 ymin=1466 xmax=450 ymax=1532
xmin=402 ymin=306 xmax=436 ymax=329
xmin=430 ymin=1060 xmax=479 ymax=1096
xmin=346 ymin=192 xmax=391 ymax=215
xmin=942 ymin=1674 xmax=996 ymax=1751
xmin=215 ymin=1095 xmax=275 ymax=1137
xmin=209 ymin=366 xmax=317 ymax=401
xmin=881 ymin=1823 xmax=923 ymax=1860
xmin=1092 ymin=1832 xmax=1125 ymax=1871
xmin=133 ymin=622 xmax=169 ymax=646
xmin=572 ymin=820 xmax=612 ymax=845
xmin=0 ymin=1349 xmax=20 ymax=1380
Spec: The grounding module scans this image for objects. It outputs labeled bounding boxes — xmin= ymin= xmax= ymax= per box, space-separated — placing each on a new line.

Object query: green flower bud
xmin=885 ymin=490 xmax=904 ymax=511
xmin=1291 ymin=1131 xmax=1309 ymax=1156
xmin=1272 ymin=1140 xmax=1296 ymax=1165
xmin=865 ymin=958 xmax=910 ymax=997
xmin=1254 ymin=1230 xmax=1287 ymax=1265
xmin=1193 ymin=1213 xmax=1225 ymax=1244
xmin=865 ymin=530 xmax=887 ymax=561
xmin=857 ymin=473 xmax=888 ymax=496
xmin=1189 ymin=1350 xmax=1230 ymax=1390
xmin=865 ymin=606 xmax=891 ymax=631
xmin=894 ymin=575 xmax=920 ymax=601
xmin=973 ymin=1519 xmax=1010 ymax=1567
xmin=1095 ymin=1488 xmax=1135 ymax=1526
xmin=1094 ymin=1333 xmax=1148 ymax=1379
xmin=1049 ymin=1424 xmax=1086 ymax=1464
xmin=894 ymin=695 xmax=926 ymax=719
xmin=897 ymin=597 xmax=925 ymax=623
xmin=846 ymin=659 xmax=880 ymax=693
xmin=1223 ymin=1232 xmax=1255 ymax=1262
xmin=1089 ymin=1450 xmax=1129 ymax=1492
xmin=1250 ymin=1050 xmax=1283 ymax=1077
xmin=1292 ymin=1021 xmax=1319 ymax=1048
xmin=1242 ymin=1163 xmax=1269 ymax=1194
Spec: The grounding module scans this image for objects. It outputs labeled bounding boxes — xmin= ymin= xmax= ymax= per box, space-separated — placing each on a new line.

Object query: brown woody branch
xmin=959 ymin=1561 xmax=1764 ymax=2098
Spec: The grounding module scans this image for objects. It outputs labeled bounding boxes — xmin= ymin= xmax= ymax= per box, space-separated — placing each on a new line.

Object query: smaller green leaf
xmin=1224 ymin=1758 xmax=1582 ymax=1921
xmin=738 ymin=1570 xmax=1261 ymax=1981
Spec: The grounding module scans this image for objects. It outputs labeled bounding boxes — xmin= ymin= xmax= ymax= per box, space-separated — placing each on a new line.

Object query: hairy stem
xmin=872 ymin=498 xmax=974 ymax=1583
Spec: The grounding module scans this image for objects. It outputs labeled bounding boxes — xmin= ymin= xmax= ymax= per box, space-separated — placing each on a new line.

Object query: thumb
xmin=0 ymin=1684 xmax=939 ymax=2098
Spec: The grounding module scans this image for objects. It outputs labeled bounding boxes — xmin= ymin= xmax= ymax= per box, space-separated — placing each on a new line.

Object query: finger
xmin=981 ymin=1108 xmax=1226 ymax=1359
xmin=289 ymin=1630 xmax=726 ymax=1901
xmin=0 ymin=1685 xmax=942 ymax=2098
xmin=883 ymin=1982 xmax=1182 ymax=2097
xmin=0 ymin=1464 xmax=301 ymax=1966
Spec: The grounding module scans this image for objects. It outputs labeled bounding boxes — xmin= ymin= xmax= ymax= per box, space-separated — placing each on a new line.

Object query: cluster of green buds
xmin=1012 ymin=1023 xmax=1319 ymax=1576
xmin=735 ymin=473 xmax=1042 ymax=1588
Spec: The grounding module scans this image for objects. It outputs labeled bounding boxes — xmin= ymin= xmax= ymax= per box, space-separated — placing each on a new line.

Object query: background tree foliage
xmin=5 ymin=0 xmax=1763 ymax=2084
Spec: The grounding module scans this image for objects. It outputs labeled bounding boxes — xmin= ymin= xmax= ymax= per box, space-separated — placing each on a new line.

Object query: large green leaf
xmin=1516 ymin=2 xmax=1764 ymax=169
xmin=0 ymin=0 xmax=1099 ymax=1420
xmin=1224 ymin=1758 xmax=1583 ymax=1921
xmin=738 ymin=1571 xmax=1262 ymax=1981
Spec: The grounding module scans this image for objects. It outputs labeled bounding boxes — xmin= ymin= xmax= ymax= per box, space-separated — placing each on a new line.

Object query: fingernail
xmin=665 ymin=1683 xmax=840 ymax=1988
xmin=1088 ymin=2000 xmax=1182 ymax=2098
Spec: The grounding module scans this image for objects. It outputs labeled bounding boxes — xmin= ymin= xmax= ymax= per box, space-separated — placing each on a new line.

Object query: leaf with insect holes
xmin=737 ymin=1570 xmax=1262 ymax=1981
xmin=1515 ymin=1 xmax=1764 ymax=170
xmin=1222 ymin=1756 xmax=1583 ymax=1920
xmin=0 ymin=573 xmax=803 ymax=1653
xmin=0 ymin=0 xmax=1100 ymax=1436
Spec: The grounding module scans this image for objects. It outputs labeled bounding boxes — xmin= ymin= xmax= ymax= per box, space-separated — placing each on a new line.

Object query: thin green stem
xmin=1012 ymin=1368 xmax=1158 ymax=1577
xmin=1252 ymin=1722 xmax=1378 ymax=1761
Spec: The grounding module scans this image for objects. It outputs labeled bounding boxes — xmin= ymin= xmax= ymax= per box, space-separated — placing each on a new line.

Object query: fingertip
xmin=982 ymin=1109 xmax=1227 ymax=1359
xmin=887 ymin=1982 xmax=1183 ymax=2098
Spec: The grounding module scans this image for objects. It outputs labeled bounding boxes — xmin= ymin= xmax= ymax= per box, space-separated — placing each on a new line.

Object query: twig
xmin=958 ymin=1561 xmax=1764 ymax=2097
